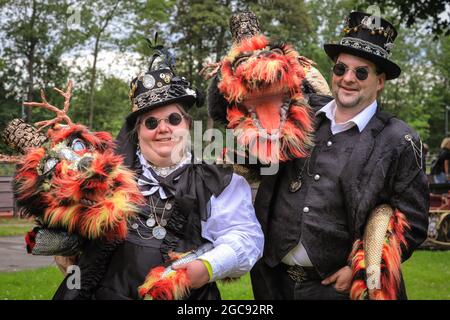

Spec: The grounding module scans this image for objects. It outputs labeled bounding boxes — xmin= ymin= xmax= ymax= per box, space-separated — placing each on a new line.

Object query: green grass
xmin=0 ymin=218 xmax=31 ymax=224
xmin=0 ymin=250 xmax=448 ymax=300
xmin=218 ymin=274 xmax=254 ymax=300
xmin=0 ymin=218 xmax=34 ymax=237
xmin=403 ymin=250 xmax=450 ymax=299
xmin=0 ymin=266 xmax=63 ymax=300
xmin=0 ymin=226 xmax=33 ymax=237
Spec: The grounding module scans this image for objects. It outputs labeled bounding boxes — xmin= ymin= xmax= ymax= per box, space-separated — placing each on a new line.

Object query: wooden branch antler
xmin=23 ymin=80 xmax=75 ymax=131
xmin=199 ymin=62 xmax=221 ymax=80
xmin=0 ymin=154 xmax=22 ymax=163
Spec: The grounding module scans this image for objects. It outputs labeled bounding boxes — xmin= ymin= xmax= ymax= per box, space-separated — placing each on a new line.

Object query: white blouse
xmin=199 ymin=173 xmax=264 ymax=281
xmin=137 ymin=150 xmax=264 ymax=281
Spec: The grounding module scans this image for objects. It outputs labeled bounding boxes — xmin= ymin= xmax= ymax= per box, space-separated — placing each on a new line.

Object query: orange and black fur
xmin=15 ymin=123 xmax=144 ymax=241
xmin=211 ymin=34 xmax=315 ymax=163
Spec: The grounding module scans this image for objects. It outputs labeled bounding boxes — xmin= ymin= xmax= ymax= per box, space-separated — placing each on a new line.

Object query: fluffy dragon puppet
xmin=204 ymin=11 xmax=411 ymax=300
xmin=204 ymin=11 xmax=331 ymax=166
xmin=2 ymin=81 xmax=144 ymax=256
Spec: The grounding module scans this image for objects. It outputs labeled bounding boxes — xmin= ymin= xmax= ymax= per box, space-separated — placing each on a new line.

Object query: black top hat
xmin=127 ymin=39 xmax=201 ymax=125
xmin=324 ymin=11 xmax=401 ymax=80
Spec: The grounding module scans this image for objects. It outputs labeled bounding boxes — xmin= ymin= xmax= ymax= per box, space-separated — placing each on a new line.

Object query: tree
xmin=69 ymin=0 xmax=173 ymax=129
xmin=0 ymin=0 xmax=78 ymax=122
xmin=359 ymin=0 xmax=449 ymax=36
xmin=71 ymin=75 xmax=130 ymax=136
xmin=304 ymin=0 xmax=360 ymax=82
xmin=424 ymin=35 xmax=450 ymax=150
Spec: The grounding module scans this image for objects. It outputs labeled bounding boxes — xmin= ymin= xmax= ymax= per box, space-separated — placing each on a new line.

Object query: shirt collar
xmin=316 ymin=99 xmax=378 ymax=133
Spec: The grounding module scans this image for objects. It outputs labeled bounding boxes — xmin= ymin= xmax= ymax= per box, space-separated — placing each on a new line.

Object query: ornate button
xmin=165 ymin=202 xmax=172 ymax=210
xmin=303 ymin=207 xmax=310 ymax=213
xmin=327 ymin=141 xmax=333 ymax=147
xmin=314 ymin=174 xmax=320 ymax=181
xmin=142 ymin=74 xmax=155 ymax=89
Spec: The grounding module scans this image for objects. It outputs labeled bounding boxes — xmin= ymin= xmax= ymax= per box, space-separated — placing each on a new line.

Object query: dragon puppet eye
xmin=233 ymin=56 xmax=250 ymax=69
xmin=71 ymin=138 xmax=87 ymax=152
xmin=44 ymin=158 xmax=58 ymax=173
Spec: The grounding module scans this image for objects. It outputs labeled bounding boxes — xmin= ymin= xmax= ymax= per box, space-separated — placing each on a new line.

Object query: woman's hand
xmin=54 ymin=255 xmax=77 ymax=274
xmin=172 ymin=259 xmax=210 ymax=289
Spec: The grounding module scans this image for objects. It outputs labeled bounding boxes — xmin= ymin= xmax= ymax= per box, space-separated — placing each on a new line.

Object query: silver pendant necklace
xmin=149 ymin=195 xmax=168 ymax=240
xmin=289 ymin=156 xmax=312 ymax=193
xmin=131 ymin=196 xmax=170 ymax=240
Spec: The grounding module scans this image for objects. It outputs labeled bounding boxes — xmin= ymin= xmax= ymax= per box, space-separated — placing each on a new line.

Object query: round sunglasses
xmin=143 ymin=112 xmax=184 ymax=130
xmin=332 ymin=62 xmax=370 ymax=81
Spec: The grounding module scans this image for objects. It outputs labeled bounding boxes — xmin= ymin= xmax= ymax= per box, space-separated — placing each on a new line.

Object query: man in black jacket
xmin=250 ymin=11 xmax=429 ymax=300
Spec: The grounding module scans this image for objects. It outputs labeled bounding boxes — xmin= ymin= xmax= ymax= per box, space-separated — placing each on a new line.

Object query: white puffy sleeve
xmin=198 ymin=173 xmax=264 ymax=281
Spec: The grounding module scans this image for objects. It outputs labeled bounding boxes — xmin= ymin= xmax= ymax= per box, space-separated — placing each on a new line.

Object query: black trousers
xmin=250 ymin=259 xmax=349 ymax=300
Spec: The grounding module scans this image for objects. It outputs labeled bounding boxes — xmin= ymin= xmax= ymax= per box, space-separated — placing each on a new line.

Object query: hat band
xmin=134 ymin=86 xmax=172 ymax=110
xmin=340 ymin=37 xmax=390 ymax=59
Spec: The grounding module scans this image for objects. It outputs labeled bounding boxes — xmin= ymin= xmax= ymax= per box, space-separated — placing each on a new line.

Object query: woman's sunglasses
xmin=143 ymin=112 xmax=184 ymax=130
xmin=332 ymin=62 xmax=370 ymax=81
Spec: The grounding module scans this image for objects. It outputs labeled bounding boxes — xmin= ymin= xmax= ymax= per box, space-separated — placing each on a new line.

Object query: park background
xmin=0 ymin=0 xmax=449 ymax=299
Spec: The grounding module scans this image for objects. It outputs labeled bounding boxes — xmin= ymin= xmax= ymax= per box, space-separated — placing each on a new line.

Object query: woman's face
xmin=138 ymin=103 xmax=190 ymax=166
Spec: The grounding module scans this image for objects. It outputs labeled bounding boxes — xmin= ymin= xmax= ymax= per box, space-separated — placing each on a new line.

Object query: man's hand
xmin=321 ymin=266 xmax=352 ymax=293
xmin=172 ymin=259 xmax=210 ymax=289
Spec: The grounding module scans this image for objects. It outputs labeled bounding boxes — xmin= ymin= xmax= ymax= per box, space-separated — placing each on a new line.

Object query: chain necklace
xmin=289 ymin=153 xmax=314 ymax=193
xmin=147 ymin=152 xmax=191 ymax=177
xmin=148 ymin=196 xmax=168 ymax=240
xmin=404 ymin=134 xmax=423 ymax=170
xmin=131 ymin=196 xmax=171 ymax=240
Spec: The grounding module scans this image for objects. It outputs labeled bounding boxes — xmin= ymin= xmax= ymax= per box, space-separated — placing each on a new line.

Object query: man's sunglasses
xmin=332 ymin=62 xmax=370 ymax=81
xmin=143 ymin=112 xmax=184 ymax=130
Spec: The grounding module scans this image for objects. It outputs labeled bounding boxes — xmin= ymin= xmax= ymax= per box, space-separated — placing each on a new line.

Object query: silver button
xmin=303 ymin=207 xmax=310 ymax=213
xmin=314 ymin=174 xmax=320 ymax=181
xmin=327 ymin=141 xmax=333 ymax=147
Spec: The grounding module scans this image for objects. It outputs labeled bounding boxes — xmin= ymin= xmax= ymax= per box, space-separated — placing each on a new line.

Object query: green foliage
xmin=71 ymin=75 xmax=130 ymax=136
xmin=426 ymin=35 xmax=450 ymax=150
xmin=359 ymin=0 xmax=449 ymax=36
xmin=0 ymin=0 xmax=76 ymax=122
xmin=0 ymin=0 xmax=448 ymax=151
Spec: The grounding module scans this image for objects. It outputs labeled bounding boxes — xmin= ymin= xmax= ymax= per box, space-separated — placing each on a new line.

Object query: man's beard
xmin=334 ymin=87 xmax=362 ymax=109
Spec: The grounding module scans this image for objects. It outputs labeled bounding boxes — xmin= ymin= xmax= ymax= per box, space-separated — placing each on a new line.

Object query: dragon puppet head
xmin=206 ymin=11 xmax=330 ymax=164
xmin=4 ymin=81 xmax=144 ymax=241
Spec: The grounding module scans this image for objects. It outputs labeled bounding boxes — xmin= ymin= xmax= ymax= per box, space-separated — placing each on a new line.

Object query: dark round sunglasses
xmin=143 ymin=112 xmax=184 ymax=130
xmin=332 ymin=62 xmax=369 ymax=81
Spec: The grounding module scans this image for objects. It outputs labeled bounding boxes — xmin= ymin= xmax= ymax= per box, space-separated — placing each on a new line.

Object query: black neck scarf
xmin=115 ymin=121 xmax=233 ymax=259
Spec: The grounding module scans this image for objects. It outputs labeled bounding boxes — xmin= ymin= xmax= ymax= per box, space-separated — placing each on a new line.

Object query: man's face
xmin=332 ymin=53 xmax=385 ymax=110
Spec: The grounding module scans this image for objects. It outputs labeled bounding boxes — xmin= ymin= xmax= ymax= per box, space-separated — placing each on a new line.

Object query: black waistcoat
xmin=257 ymin=115 xmax=362 ymax=277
